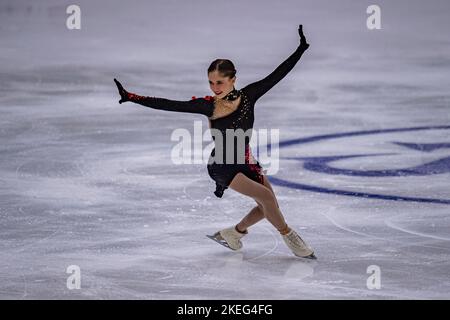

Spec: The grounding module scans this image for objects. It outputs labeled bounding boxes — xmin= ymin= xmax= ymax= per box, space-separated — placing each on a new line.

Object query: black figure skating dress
xmin=122 ymin=44 xmax=307 ymax=198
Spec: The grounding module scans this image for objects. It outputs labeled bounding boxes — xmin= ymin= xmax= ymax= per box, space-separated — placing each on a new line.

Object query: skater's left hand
xmin=114 ymin=78 xmax=129 ymax=104
xmin=298 ymin=24 xmax=310 ymax=51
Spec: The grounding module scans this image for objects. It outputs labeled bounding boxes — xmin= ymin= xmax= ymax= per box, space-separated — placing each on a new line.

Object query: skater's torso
xmin=207 ymin=88 xmax=255 ymax=165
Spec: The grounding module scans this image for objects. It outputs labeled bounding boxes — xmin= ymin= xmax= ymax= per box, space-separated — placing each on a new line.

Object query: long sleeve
xmin=126 ymin=92 xmax=215 ymax=117
xmin=241 ymin=45 xmax=306 ymax=103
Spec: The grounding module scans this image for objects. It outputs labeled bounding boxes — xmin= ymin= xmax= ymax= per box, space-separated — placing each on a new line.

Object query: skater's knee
xmin=229 ymin=173 xmax=276 ymax=208
xmin=257 ymin=189 xmax=277 ymax=210
xmin=255 ymin=200 xmax=264 ymax=211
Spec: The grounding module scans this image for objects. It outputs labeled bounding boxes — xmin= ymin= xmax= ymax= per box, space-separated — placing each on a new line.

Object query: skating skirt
xmin=207 ymin=144 xmax=265 ymax=198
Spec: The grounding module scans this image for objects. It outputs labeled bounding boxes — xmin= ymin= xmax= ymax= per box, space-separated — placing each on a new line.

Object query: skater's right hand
xmin=114 ymin=78 xmax=129 ymax=104
xmin=298 ymin=24 xmax=310 ymax=52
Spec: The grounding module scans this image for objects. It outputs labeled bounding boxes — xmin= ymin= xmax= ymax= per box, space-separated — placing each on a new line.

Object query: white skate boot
xmin=282 ymin=229 xmax=316 ymax=259
xmin=207 ymin=226 xmax=247 ymax=250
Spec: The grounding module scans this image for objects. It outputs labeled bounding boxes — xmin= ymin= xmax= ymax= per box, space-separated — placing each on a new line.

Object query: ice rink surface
xmin=1 ymin=0 xmax=449 ymax=299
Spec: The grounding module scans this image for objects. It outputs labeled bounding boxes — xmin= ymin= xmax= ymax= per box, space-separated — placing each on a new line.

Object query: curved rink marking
xmin=266 ymin=125 xmax=450 ymax=205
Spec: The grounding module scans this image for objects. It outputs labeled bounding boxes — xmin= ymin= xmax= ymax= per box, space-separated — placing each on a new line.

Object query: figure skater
xmin=114 ymin=24 xmax=315 ymax=259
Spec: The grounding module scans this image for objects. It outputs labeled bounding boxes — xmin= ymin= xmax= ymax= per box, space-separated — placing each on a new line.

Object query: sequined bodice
xmin=208 ymin=89 xmax=255 ymax=164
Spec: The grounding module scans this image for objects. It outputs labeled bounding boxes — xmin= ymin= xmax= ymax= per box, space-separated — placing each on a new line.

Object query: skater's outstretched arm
xmin=241 ymin=24 xmax=310 ymax=103
xmin=114 ymin=78 xmax=214 ymax=117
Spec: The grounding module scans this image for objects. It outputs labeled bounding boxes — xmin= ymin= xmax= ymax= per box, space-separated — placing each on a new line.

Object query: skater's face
xmin=208 ymin=71 xmax=236 ymax=99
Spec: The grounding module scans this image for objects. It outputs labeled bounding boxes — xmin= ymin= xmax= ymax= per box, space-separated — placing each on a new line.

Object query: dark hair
xmin=207 ymin=59 xmax=236 ymax=79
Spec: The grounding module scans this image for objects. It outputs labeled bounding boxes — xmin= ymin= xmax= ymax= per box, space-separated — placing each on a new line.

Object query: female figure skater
xmin=114 ymin=24 xmax=315 ymax=259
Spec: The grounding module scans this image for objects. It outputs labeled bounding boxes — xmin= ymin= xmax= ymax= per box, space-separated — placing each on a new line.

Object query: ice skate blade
xmin=295 ymin=252 xmax=317 ymax=260
xmin=306 ymin=253 xmax=317 ymax=260
xmin=206 ymin=233 xmax=236 ymax=251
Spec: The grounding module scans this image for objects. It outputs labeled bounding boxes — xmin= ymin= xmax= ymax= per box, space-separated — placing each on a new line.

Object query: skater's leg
xmin=228 ymin=173 xmax=315 ymax=258
xmin=235 ymin=175 xmax=279 ymax=231
xmin=236 ymin=203 xmax=265 ymax=232
xmin=261 ymin=174 xmax=280 ymax=209
xmin=229 ymin=173 xmax=288 ymax=233
xmin=260 ymin=175 xmax=315 ymax=258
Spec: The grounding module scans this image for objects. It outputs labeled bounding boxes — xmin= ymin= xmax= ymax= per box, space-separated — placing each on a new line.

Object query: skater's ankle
xmin=235 ymin=225 xmax=248 ymax=234
xmin=278 ymin=224 xmax=291 ymax=235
